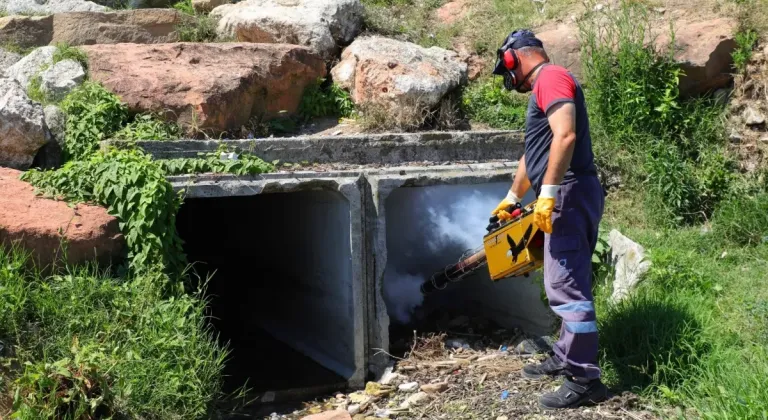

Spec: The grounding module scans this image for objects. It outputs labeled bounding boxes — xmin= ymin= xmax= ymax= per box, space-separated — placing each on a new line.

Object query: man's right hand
xmin=492 ymin=191 xmax=522 ymax=220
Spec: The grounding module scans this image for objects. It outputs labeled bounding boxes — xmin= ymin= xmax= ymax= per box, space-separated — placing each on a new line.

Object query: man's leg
xmin=536 ymin=176 xmax=606 ymax=408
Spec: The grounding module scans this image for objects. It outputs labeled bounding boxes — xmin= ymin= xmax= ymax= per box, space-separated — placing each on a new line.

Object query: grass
xmin=173 ymin=0 xmax=221 ymax=42
xmin=0 ymin=246 xmax=226 ymax=418
xmin=461 ymin=77 xmax=528 ymax=129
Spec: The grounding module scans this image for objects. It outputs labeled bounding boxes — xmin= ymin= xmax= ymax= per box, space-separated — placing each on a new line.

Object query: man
xmin=490 ymin=29 xmax=608 ymax=409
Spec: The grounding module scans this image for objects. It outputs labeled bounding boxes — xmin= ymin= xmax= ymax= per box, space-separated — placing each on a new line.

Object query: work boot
xmin=521 ymin=354 xmax=565 ymax=380
xmin=539 ymin=376 xmax=608 ymax=410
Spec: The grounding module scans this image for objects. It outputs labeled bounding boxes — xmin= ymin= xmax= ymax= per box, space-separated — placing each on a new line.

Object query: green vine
xmin=22 ymin=149 xmax=186 ymax=275
xmin=158 ymin=149 xmax=275 ymax=176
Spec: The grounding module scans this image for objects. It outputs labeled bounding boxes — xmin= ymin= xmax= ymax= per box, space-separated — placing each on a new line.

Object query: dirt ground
xmin=259 ymin=313 xmax=668 ymax=420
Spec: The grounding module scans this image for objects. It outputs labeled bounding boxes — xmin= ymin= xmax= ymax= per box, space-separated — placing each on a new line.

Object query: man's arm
xmin=541 ymin=102 xmax=577 ymax=186
xmin=510 ymin=155 xmax=531 ymax=198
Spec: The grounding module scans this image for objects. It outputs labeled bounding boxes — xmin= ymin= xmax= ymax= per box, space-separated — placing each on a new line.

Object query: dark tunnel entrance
xmin=176 ymin=190 xmax=356 ymax=400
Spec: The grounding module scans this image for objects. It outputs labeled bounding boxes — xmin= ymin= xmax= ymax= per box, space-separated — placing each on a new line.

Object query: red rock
xmin=82 ymin=43 xmax=326 ymax=136
xmin=655 ymin=18 xmax=738 ymax=96
xmin=0 ymin=167 xmax=125 ymax=269
xmin=536 ymin=23 xmax=582 ymax=80
xmin=436 ymin=0 xmax=469 ymax=25
xmin=300 ymin=410 xmax=352 ymax=420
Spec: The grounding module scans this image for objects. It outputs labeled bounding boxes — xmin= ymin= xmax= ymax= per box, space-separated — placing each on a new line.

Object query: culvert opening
xmin=176 ymin=190 xmax=355 ymax=396
xmin=382 ymin=182 xmax=553 ymax=354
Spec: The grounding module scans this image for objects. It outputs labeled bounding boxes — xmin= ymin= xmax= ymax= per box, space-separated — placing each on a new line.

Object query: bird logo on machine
xmin=506 ymin=223 xmax=533 ymax=263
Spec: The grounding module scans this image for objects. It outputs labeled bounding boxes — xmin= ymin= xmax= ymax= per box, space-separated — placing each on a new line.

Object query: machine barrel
xmin=420 ymin=247 xmax=488 ymax=295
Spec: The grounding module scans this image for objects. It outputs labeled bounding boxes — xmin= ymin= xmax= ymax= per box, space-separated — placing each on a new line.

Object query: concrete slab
xmin=106 ymin=130 xmax=525 ymax=165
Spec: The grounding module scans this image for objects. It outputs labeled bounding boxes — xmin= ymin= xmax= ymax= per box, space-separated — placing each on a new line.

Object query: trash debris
xmin=501 ymin=390 xmax=509 ymax=401
xmin=401 ymin=392 xmax=430 ymax=408
xmin=347 ymin=404 xmax=361 ymax=415
xmin=420 ymin=382 xmax=448 ymax=394
xmin=398 ymin=382 xmax=419 ymax=393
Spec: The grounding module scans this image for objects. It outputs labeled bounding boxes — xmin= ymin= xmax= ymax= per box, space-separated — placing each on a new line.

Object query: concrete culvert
xmin=380 ymin=182 xmax=554 ymax=353
xmin=175 ymin=190 xmax=359 ymax=396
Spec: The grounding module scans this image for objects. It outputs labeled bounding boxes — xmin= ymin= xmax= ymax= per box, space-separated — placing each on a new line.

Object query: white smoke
xmin=383 ymin=186 xmax=505 ymax=325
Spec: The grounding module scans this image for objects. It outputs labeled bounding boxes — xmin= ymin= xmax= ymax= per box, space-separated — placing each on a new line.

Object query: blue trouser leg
xmin=543 ymin=175 xmax=604 ymax=380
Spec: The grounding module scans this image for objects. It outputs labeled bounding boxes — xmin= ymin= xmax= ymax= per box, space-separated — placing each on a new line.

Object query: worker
xmin=490 ymin=29 xmax=607 ymax=409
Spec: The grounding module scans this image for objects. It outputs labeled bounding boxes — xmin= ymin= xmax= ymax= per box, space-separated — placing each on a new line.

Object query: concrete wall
xmin=174 ymin=174 xmax=368 ymax=387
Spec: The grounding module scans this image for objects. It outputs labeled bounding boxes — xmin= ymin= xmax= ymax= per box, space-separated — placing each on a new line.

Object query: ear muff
xmin=502 ymin=49 xmax=519 ymax=71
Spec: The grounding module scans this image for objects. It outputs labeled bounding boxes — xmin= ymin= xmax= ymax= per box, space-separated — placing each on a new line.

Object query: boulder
xmin=0 ymin=0 xmax=107 ymax=15
xmin=656 ymin=18 xmax=738 ymax=96
xmin=0 ymin=48 xmax=23 ymax=77
xmin=5 ymin=46 xmax=56 ymax=92
xmin=50 ymin=10 xmax=183 ymax=46
xmin=0 ymin=15 xmax=54 ymax=50
xmin=82 ymin=43 xmax=326 ymax=135
xmin=536 ymin=23 xmax=582 ymax=81
xmin=331 ymin=36 xmax=467 ymax=122
xmin=212 ymin=0 xmax=363 ymax=59
xmin=608 ymin=229 xmax=651 ymax=303
xmin=44 ymin=104 xmax=67 ymax=146
xmin=0 ymin=167 xmax=125 ymax=268
xmin=192 ymin=0 xmax=228 ymax=14
xmin=0 ymin=78 xmax=50 ymax=169
xmin=39 ymin=59 xmax=86 ymax=101
xmin=94 ymin=0 xmax=174 ymax=8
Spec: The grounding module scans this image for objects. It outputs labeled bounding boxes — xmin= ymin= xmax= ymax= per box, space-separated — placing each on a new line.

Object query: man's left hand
xmin=534 ymin=185 xmax=559 ymax=233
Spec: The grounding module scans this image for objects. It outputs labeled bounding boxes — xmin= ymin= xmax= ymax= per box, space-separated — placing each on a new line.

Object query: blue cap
xmin=492 ymin=29 xmax=544 ymax=75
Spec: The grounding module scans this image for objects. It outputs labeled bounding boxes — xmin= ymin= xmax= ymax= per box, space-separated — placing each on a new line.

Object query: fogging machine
xmin=420 ymin=200 xmax=545 ymax=294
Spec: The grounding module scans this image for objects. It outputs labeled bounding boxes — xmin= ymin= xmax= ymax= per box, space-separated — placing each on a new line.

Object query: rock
xmin=656 ymin=18 xmax=738 ymax=96
xmin=0 ymin=16 xmax=53 ymax=50
xmin=212 ymin=0 xmax=363 ymax=59
xmin=39 ymin=59 xmax=86 ymax=101
xmin=535 ymin=23 xmax=582 ymax=80
xmin=435 ymin=0 xmax=469 ymax=25
xmin=331 ymin=36 xmax=467 ymax=123
xmin=514 ymin=335 xmax=554 ymax=355
xmin=5 ymin=46 xmax=56 ymax=92
xmin=401 ymin=392 xmax=429 ymax=408
xmin=744 ymin=106 xmax=766 ymax=126
xmin=0 ymin=167 xmax=125 ymax=267
xmin=420 ymin=382 xmax=448 ymax=394
xmin=347 ymin=404 xmax=361 ymax=415
xmin=0 ymin=0 xmax=107 ymax=15
xmin=192 ymin=0 xmax=228 ymax=14
xmin=0 ymin=48 xmax=22 ymax=77
xmin=50 ymin=10 xmax=182 ymax=46
xmin=44 ymin=105 xmax=67 ymax=146
xmin=300 ymin=410 xmax=352 ymax=420
xmin=398 ymin=382 xmax=419 ymax=393
xmin=608 ymin=229 xmax=651 ymax=303
xmin=83 ymin=42 xmax=325 ymax=136
xmin=0 ymin=78 xmax=50 ymax=169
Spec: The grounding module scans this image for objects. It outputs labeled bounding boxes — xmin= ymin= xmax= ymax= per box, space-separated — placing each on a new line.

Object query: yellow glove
xmin=492 ymin=191 xmax=521 ymax=220
xmin=534 ymin=185 xmax=558 ymax=234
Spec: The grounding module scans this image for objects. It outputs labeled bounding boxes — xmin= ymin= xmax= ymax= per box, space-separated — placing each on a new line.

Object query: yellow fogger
xmin=420 ymin=200 xmax=545 ymax=294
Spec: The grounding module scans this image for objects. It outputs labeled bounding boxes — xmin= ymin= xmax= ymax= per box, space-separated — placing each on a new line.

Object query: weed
xmin=713 ymin=193 xmax=768 ymax=245
xmin=461 ymin=78 xmax=527 ymax=130
xmin=299 ymin=79 xmax=355 ymax=119
xmin=1 ymin=42 xmax=33 ymax=56
xmin=173 ymin=0 xmax=195 ymax=15
xmin=52 ymin=43 xmax=89 ymax=73
xmin=0 ymin=247 xmax=226 ymax=419
xmin=59 ymin=82 xmax=128 ymax=160
xmin=114 ymin=113 xmax=181 ymax=141
xmin=176 ymin=14 xmax=219 ymax=42
xmin=158 ymin=148 xmax=275 ymax=176
xmin=732 ymin=29 xmax=758 ymax=74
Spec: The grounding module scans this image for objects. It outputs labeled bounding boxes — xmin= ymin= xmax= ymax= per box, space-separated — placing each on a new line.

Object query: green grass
xmin=52 ymin=43 xmax=89 ymax=72
xmin=461 ymin=78 xmax=528 ymax=129
xmin=0 ymin=246 xmax=226 ymax=419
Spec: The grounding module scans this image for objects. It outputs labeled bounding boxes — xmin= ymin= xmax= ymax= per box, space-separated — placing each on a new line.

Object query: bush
xmin=461 ymin=78 xmax=527 ymax=130
xmin=158 ymin=148 xmax=275 ymax=176
xmin=59 ymin=82 xmax=129 ymax=160
xmin=713 ymin=193 xmax=768 ymax=246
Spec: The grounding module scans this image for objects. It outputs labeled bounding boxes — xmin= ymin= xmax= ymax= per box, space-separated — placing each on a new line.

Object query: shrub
xmin=461 ymin=78 xmax=527 ymax=130
xmin=172 ymin=0 xmax=195 ymax=15
xmin=59 ymin=82 xmax=128 ymax=160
